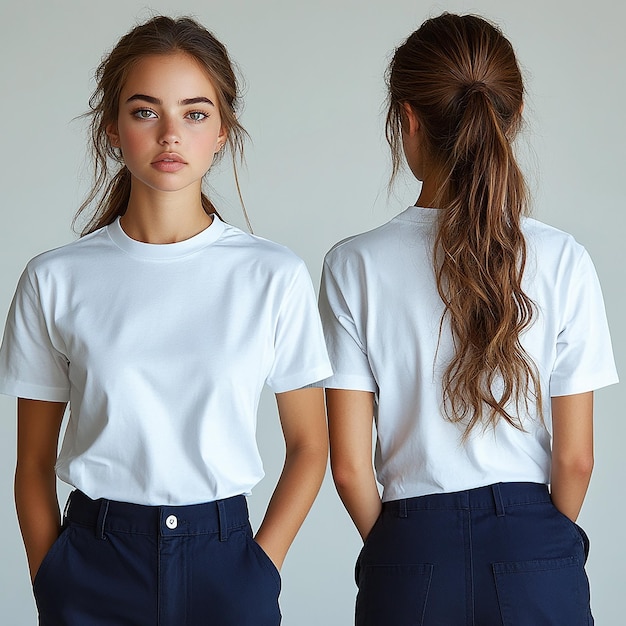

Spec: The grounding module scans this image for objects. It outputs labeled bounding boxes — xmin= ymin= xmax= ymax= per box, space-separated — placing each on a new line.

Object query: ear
xmin=215 ymin=125 xmax=229 ymax=154
xmin=106 ymin=122 xmax=121 ymax=148
xmin=401 ymin=102 xmax=420 ymax=137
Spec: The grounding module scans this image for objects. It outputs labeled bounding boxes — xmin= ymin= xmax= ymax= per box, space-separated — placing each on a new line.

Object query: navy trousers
xmin=355 ymin=482 xmax=593 ymax=626
xmin=33 ymin=490 xmax=281 ymax=625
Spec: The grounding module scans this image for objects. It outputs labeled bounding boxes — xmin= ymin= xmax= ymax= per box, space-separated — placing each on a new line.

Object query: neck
xmin=121 ymin=183 xmax=213 ymax=244
xmin=414 ymin=175 xmax=439 ymax=209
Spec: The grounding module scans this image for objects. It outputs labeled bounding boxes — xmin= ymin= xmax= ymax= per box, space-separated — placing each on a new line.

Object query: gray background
xmin=0 ymin=0 xmax=623 ymax=624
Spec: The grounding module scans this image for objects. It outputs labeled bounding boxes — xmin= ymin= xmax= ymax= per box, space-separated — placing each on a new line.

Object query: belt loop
xmin=399 ymin=499 xmax=408 ymax=519
xmin=96 ymin=499 xmax=110 ymax=540
xmin=492 ymin=483 xmax=505 ymax=517
xmin=217 ymin=500 xmax=228 ymax=541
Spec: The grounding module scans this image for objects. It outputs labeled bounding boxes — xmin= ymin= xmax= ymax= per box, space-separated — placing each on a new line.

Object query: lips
xmin=151 ymin=152 xmax=186 ymax=172
xmin=152 ymin=152 xmax=186 ymax=164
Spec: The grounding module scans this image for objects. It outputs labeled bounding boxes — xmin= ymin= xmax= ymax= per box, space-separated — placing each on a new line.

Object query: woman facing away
xmin=319 ymin=13 xmax=618 ymax=626
xmin=0 ymin=16 xmax=331 ymax=626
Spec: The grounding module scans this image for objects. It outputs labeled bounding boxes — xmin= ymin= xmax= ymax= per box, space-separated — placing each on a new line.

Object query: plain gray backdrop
xmin=0 ymin=0 xmax=623 ymax=624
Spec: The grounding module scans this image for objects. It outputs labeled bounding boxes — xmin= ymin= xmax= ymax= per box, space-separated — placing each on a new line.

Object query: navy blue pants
xmin=33 ymin=491 xmax=281 ymax=625
xmin=355 ymin=482 xmax=593 ymax=626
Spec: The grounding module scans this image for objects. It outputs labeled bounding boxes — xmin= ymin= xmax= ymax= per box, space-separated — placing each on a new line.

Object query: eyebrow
xmin=125 ymin=94 xmax=215 ymax=107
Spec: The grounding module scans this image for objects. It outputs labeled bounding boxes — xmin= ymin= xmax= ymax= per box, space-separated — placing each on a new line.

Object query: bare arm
xmin=327 ymin=388 xmax=381 ymax=541
xmin=254 ymin=387 xmax=328 ymax=570
xmin=15 ymin=398 xmax=66 ymax=582
xmin=550 ymin=391 xmax=594 ymax=522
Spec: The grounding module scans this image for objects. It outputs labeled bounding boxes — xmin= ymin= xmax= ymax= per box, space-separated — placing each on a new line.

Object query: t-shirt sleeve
xmin=317 ymin=256 xmax=377 ymax=392
xmin=265 ymin=261 xmax=333 ymax=393
xmin=0 ymin=266 xmax=70 ymax=402
xmin=549 ymin=248 xmax=619 ymax=396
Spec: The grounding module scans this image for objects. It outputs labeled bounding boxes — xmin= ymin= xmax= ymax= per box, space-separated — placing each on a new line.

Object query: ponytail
xmin=436 ymin=85 xmax=541 ymax=436
xmin=387 ymin=13 xmax=542 ymax=436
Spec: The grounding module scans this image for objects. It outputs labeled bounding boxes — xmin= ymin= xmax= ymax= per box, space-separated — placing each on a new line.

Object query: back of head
xmin=387 ymin=13 xmax=524 ymax=195
xmin=386 ymin=13 xmax=542 ymax=436
xmin=77 ymin=16 xmax=247 ymax=235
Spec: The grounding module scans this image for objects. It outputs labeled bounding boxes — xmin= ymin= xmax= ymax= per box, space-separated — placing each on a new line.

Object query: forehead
xmin=120 ymin=52 xmax=219 ymax=101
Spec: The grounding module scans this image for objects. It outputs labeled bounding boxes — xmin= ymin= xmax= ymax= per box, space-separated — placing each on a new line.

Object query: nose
xmin=158 ymin=117 xmax=181 ymax=146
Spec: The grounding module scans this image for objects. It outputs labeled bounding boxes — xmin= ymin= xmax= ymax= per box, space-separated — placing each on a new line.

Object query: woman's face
xmin=107 ymin=52 xmax=227 ymax=198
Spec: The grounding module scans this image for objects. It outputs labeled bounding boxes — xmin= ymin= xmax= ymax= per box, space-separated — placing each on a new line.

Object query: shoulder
xmin=23 ymin=227 xmax=110 ymax=281
xmin=522 ymin=217 xmax=588 ymax=267
xmin=218 ymin=221 xmax=307 ymax=274
xmin=523 ymin=216 xmax=581 ymax=247
xmin=325 ymin=216 xmax=405 ymax=268
xmin=323 ymin=209 xmax=429 ymax=281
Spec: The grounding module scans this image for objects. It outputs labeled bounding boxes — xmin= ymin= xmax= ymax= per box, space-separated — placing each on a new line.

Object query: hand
xmin=253 ymin=534 xmax=283 ymax=571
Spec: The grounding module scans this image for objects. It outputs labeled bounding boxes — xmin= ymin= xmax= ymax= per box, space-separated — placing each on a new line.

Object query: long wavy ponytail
xmin=386 ymin=13 xmax=542 ymax=436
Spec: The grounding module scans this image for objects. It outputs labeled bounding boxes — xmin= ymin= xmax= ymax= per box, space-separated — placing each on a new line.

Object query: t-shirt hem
xmin=318 ymin=374 xmax=377 ymax=393
xmin=380 ymin=478 xmax=550 ymax=502
xmin=549 ymin=372 xmax=619 ymax=397
xmin=0 ymin=381 xmax=70 ymax=402
xmin=62 ymin=481 xmax=258 ymax=506
xmin=0 ymin=380 xmax=69 ymax=402
xmin=268 ymin=365 xmax=334 ymax=394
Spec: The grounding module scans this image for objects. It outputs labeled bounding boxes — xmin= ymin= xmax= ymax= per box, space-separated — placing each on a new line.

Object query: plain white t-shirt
xmin=0 ymin=215 xmax=332 ymax=505
xmin=319 ymin=206 xmax=618 ymax=502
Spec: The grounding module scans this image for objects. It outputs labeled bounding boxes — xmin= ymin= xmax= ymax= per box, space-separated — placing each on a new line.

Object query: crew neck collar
xmin=396 ymin=206 xmax=440 ymax=223
xmin=107 ymin=214 xmax=225 ymax=260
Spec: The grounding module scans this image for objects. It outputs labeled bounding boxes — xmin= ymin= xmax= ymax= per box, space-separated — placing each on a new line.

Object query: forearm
xmin=15 ymin=464 xmax=61 ymax=582
xmin=332 ymin=464 xmax=381 ymax=540
xmin=326 ymin=388 xmax=380 ymax=540
xmin=550 ymin=457 xmax=593 ymax=522
xmin=550 ymin=392 xmax=594 ymax=522
xmin=254 ymin=441 xmax=327 ymax=569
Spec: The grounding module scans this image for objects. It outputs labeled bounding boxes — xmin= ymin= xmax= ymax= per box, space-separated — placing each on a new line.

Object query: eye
xmin=132 ymin=108 xmax=157 ymax=120
xmin=187 ymin=111 xmax=209 ymax=122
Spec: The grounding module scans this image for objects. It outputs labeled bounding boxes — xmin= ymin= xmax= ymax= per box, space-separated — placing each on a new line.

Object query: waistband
xmin=383 ymin=482 xmax=551 ymax=517
xmin=64 ymin=490 xmax=250 ymax=540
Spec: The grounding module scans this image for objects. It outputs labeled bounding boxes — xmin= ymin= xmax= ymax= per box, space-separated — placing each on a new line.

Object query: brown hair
xmin=75 ymin=15 xmax=248 ymax=235
xmin=386 ymin=13 xmax=542 ymax=436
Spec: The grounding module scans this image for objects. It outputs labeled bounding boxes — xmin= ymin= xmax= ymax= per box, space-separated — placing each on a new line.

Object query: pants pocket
xmin=493 ymin=556 xmax=590 ymax=626
xmin=354 ymin=513 xmax=384 ymax=585
xmin=355 ymin=563 xmax=433 ymax=626
xmin=550 ymin=503 xmax=591 ymax=564
xmin=574 ymin=523 xmax=591 ymax=563
xmin=32 ymin=526 xmax=71 ymax=593
xmin=245 ymin=532 xmax=282 ymax=592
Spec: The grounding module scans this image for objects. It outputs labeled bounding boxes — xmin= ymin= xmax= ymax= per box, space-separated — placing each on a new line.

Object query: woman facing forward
xmin=319 ymin=13 xmax=618 ymax=626
xmin=0 ymin=16 xmax=331 ymax=626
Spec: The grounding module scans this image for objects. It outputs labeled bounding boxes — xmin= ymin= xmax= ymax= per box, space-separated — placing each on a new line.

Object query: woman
xmin=319 ymin=13 xmax=618 ymax=625
xmin=0 ymin=15 xmax=331 ymax=625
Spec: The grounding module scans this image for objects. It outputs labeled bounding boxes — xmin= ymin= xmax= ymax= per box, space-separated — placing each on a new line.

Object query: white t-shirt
xmin=319 ymin=206 xmax=618 ymax=502
xmin=0 ymin=215 xmax=332 ymax=505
